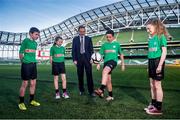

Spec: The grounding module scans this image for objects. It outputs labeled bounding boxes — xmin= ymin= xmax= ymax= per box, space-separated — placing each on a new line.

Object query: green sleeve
xmin=19 ymin=39 xmax=26 ymax=54
xmin=50 ymin=47 xmax=53 ymax=56
xmin=160 ymin=34 xmax=167 ymax=47
xmin=99 ymin=44 xmax=104 ymax=55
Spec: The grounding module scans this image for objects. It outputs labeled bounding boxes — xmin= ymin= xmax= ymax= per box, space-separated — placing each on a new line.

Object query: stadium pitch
xmin=0 ymin=64 xmax=180 ymax=119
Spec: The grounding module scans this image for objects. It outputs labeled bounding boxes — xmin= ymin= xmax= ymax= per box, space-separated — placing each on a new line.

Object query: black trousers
xmin=77 ymin=54 xmax=94 ymax=94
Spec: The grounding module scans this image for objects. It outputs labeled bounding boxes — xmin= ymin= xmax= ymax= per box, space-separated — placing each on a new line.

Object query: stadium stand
xmin=0 ymin=0 xmax=180 ymax=64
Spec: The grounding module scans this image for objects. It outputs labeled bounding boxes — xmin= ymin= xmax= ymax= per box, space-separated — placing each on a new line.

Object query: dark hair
xmin=106 ymin=30 xmax=114 ymax=36
xmin=53 ymin=36 xmax=63 ymax=46
xmin=78 ymin=25 xmax=85 ymax=31
xmin=29 ymin=27 xmax=40 ymax=34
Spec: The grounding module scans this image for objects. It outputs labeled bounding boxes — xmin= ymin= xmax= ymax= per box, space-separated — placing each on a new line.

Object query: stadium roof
xmin=0 ymin=0 xmax=180 ymax=45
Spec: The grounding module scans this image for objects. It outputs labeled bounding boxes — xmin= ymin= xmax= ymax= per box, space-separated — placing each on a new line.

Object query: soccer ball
xmin=91 ymin=52 xmax=102 ymax=64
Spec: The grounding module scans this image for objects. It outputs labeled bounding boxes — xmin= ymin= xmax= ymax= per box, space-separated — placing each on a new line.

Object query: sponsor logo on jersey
xmin=55 ymin=54 xmax=64 ymax=57
xmin=149 ymin=47 xmax=157 ymax=52
xmin=25 ymin=49 xmax=36 ymax=53
xmin=105 ymin=50 xmax=116 ymax=53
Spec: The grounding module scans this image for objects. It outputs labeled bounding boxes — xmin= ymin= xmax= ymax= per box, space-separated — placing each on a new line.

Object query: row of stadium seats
xmin=64 ymin=28 xmax=180 ymax=48
xmin=92 ymin=28 xmax=180 ymax=45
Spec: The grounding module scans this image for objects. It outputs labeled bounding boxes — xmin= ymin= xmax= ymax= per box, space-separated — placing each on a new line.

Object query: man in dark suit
xmin=72 ymin=26 xmax=95 ymax=96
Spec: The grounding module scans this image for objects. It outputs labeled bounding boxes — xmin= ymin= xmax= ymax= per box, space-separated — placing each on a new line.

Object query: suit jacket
xmin=72 ymin=36 xmax=93 ymax=61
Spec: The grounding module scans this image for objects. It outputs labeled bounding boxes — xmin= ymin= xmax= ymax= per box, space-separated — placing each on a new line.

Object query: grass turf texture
xmin=0 ymin=64 xmax=180 ymax=119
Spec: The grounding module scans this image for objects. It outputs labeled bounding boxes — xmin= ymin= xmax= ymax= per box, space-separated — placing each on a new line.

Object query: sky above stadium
xmin=0 ymin=0 xmax=121 ymax=33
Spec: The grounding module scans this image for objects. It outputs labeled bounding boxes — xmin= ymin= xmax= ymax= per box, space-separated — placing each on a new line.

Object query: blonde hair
xmin=147 ymin=19 xmax=169 ymax=38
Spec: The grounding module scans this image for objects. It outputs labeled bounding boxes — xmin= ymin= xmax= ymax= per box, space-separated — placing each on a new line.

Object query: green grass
xmin=0 ymin=64 xmax=180 ymax=119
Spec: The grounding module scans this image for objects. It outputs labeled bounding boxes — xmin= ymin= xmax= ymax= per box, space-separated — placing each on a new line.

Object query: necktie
xmin=80 ymin=36 xmax=85 ymax=54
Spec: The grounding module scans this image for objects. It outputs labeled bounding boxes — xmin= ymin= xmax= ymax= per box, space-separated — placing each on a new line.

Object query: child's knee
xmin=154 ymin=81 xmax=162 ymax=89
xmin=30 ymin=81 xmax=36 ymax=87
xmin=103 ymin=69 xmax=109 ymax=75
xmin=62 ymin=78 xmax=66 ymax=83
xmin=150 ymin=82 xmax=154 ymax=88
xmin=22 ymin=81 xmax=28 ymax=88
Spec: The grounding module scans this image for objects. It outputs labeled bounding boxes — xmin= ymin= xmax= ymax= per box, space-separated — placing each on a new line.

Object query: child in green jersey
xmin=94 ymin=30 xmax=125 ymax=101
xmin=50 ymin=36 xmax=69 ymax=99
xmin=144 ymin=19 xmax=168 ymax=115
xmin=18 ymin=27 xmax=40 ymax=111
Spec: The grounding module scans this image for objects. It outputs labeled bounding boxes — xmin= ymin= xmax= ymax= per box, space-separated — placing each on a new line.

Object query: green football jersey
xmin=50 ymin=45 xmax=65 ymax=62
xmin=19 ymin=38 xmax=37 ymax=63
xmin=99 ymin=40 xmax=122 ymax=63
xmin=148 ymin=34 xmax=167 ymax=59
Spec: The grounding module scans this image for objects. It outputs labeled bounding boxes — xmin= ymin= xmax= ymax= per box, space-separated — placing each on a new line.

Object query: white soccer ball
xmin=91 ymin=52 xmax=102 ymax=64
